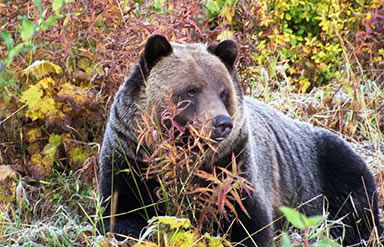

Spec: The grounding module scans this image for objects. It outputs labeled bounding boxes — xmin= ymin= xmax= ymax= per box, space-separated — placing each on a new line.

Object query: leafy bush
xmin=247 ymin=0 xmax=384 ymax=91
xmin=20 ymin=60 xmax=101 ymax=179
xmin=279 ymin=207 xmax=340 ymax=247
xmin=0 ymin=0 xmax=102 ymax=180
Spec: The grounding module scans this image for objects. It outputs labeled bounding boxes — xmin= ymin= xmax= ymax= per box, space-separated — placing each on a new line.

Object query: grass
xmin=0 ymin=168 xmax=98 ymax=246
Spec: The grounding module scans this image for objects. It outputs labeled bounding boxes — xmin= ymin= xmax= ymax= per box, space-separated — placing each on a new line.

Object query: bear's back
xmin=243 ymin=96 xmax=324 ymax=212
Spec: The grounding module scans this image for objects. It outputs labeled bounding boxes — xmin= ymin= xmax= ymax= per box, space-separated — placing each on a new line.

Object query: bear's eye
xmin=220 ymin=89 xmax=228 ymax=102
xmin=187 ymin=89 xmax=197 ymax=97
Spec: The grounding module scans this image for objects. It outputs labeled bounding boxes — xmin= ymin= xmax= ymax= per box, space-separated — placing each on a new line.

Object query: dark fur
xmin=99 ymin=35 xmax=383 ymax=246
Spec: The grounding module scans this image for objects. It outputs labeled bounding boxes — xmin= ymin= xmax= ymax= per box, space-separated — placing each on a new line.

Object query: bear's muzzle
xmin=211 ymin=115 xmax=233 ymax=142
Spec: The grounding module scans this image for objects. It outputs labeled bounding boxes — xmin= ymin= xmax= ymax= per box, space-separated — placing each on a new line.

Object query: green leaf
xmin=153 ymin=0 xmax=163 ymax=12
xmin=8 ymin=43 xmax=25 ymax=61
xmin=279 ymin=206 xmax=306 ymax=230
xmin=0 ymin=70 xmax=18 ymax=88
xmin=49 ymin=134 xmax=62 ymax=147
xmin=42 ymin=134 xmax=62 ymax=160
xmin=52 ymin=0 xmax=64 ymax=13
xmin=39 ymin=14 xmax=63 ymax=32
xmin=34 ymin=0 xmax=42 ymax=13
xmin=206 ymin=1 xmax=220 ymax=15
xmin=1 ymin=59 xmax=11 ymax=69
xmin=5 ymin=44 xmax=35 ymax=67
xmin=208 ymin=1 xmax=220 ymax=12
xmin=21 ymin=18 xmax=35 ymax=42
xmin=1 ymin=30 xmax=13 ymax=50
xmin=282 ymin=232 xmax=293 ymax=247
xmin=303 ymin=215 xmax=323 ymax=227
xmin=290 ymin=36 xmax=298 ymax=46
xmin=313 ymin=237 xmax=341 ymax=247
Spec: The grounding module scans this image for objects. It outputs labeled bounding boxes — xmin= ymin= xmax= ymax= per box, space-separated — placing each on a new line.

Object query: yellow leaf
xmin=68 ymin=146 xmax=89 ymax=163
xmin=217 ymin=31 xmax=234 ymax=41
xmin=155 ymin=216 xmax=191 ymax=230
xmin=77 ymin=57 xmax=91 ymax=71
xmin=23 ymin=60 xmax=62 ymax=78
xmin=298 ymin=78 xmax=310 ymax=93
xmin=27 ymin=153 xmax=51 ymax=179
xmin=41 ymin=154 xmax=53 ymax=168
xmin=57 ymin=82 xmax=98 ymax=113
xmin=204 ymin=233 xmax=231 ymax=247
xmin=68 ymin=146 xmax=92 ymax=170
xmin=135 ymin=241 xmax=158 ymax=247
xmin=207 ymin=236 xmax=224 ymax=247
xmin=196 ymin=243 xmax=207 ymax=247
xmin=26 ymin=143 xmax=40 ymax=155
xmin=36 ymin=77 xmax=56 ymax=89
xmin=220 ymin=6 xmax=234 ymax=23
xmin=0 ymin=165 xmax=18 ymax=202
xmin=26 ymin=128 xmax=42 ymax=143
xmin=38 ymin=97 xmax=56 ymax=115
xmin=63 ymin=16 xmax=70 ymax=26
xmin=24 ymin=96 xmax=59 ymax=121
xmin=170 ymin=231 xmax=196 ymax=247
xmin=20 ymin=86 xmax=42 ymax=108
xmin=31 ymin=153 xmax=43 ymax=165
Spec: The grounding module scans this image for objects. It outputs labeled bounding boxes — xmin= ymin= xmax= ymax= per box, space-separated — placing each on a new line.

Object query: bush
xmin=246 ymin=0 xmax=384 ymax=91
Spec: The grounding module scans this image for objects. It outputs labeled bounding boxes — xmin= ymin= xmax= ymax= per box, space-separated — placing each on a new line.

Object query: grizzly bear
xmin=98 ymin=35 xmax=383 ymax=246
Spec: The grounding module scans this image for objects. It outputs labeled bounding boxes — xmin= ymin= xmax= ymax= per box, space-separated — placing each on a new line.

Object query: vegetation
xmin=0 ymin=0 xmax=383 ymax=246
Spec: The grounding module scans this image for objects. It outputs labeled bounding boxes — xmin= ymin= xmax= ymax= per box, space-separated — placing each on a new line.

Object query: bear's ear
xmin=144 ymin=35 xmax=173 ymax=70
xmin=208 ymin=40 xmax=238 ymax=70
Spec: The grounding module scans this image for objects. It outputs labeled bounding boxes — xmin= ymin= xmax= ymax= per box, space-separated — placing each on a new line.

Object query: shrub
xmin=246 ymin=0 xmax=384 ymax=91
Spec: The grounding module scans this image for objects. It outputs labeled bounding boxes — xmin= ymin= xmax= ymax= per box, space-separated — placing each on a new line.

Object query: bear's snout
xmin=211 ymin=115 xmax=233 ymax=142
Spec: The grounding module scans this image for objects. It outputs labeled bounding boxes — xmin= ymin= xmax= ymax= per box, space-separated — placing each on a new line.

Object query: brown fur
xmin=145 ymin=43 xmax=238 ymax=118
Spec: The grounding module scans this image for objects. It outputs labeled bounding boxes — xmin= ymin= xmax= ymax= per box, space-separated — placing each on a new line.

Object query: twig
xmin=0 ymin=104 xmax=26 ymax=126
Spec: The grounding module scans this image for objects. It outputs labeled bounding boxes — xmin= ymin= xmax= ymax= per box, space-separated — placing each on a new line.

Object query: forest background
xmin=0 ymin=0 xmax=384 ymax=246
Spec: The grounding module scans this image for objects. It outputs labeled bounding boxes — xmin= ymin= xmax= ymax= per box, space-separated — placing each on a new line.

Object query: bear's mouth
xmin=210 ymin=126 xmax=232 ymax=143
xmin=213 ymin=136 xmax=225 ymax=142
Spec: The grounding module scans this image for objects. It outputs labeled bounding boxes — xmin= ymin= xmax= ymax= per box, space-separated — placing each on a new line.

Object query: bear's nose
xmin=211 ymin=115 xmax=233 ymax=142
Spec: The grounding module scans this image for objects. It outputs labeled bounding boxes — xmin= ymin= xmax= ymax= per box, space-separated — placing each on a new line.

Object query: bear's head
xmin=125 ymin=35 xmax=245 ymax=149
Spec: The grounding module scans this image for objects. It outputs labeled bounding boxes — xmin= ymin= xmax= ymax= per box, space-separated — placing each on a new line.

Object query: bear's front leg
xmin=316 ymin=130 xmax=383 ymax=245
xmin=100 ymin=213 xmax=147 ymax=238
xmin=98 ymin=158 xmax=159 ymax=239
xmin=230 ymin=196 xmax=274 ymax=247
